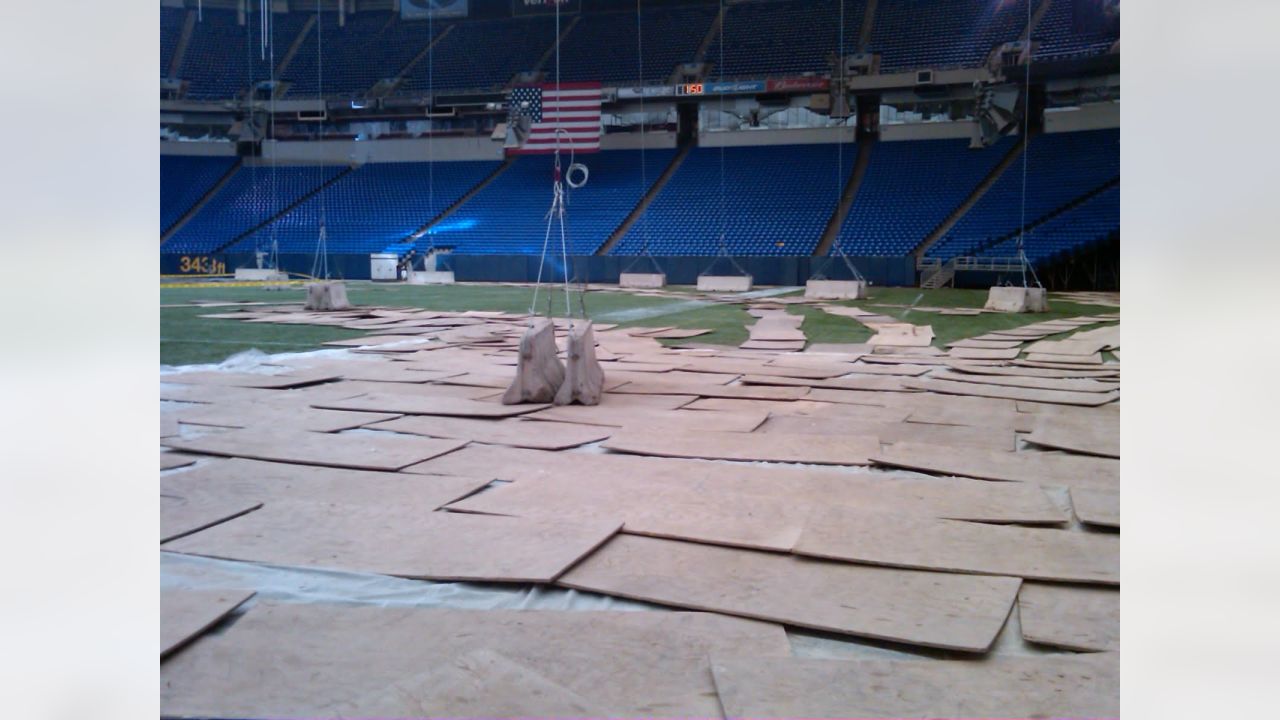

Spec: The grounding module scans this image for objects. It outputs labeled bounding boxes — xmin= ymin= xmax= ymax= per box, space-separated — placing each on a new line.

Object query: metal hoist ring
xmin=565 ymin=162 xmax=589 ymax=189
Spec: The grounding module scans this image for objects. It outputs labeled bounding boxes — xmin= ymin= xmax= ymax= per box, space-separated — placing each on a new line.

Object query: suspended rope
xmin=810 ymin=0 xmax=865 ymax=284
xmin=309 ymin=0 xmax=330 ymax=280
xmin=1016 ymin=0 xmax=1043 ymax=289
xmin=528 ymin=1 xmax=588 ymax=323
xmin=622 ymin=0 xmax=663 ymax=276
xmin=701 ymin=0 xmax=747 ymax=279
xmin=266 ymin=0 xmax=279 ymax=272
xmin=422 ymin=5 xmax=436 ymax=265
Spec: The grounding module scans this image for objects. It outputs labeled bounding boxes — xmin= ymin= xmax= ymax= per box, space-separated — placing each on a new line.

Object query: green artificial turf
xmin=160 ymin=282 xmax=1112 ymax=366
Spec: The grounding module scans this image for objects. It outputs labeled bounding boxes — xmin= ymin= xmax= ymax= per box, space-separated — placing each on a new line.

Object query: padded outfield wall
xmin=160 ymin=253 xmax=916 ymax=287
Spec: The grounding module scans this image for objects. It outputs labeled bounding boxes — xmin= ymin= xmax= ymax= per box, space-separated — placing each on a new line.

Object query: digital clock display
xmin=677 ymin=83 xmax=704 ymax=96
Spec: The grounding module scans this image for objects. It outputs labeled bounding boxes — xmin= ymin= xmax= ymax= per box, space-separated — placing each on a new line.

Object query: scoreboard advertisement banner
xmin=765 ymin=77 xmax=830 ymax=92
xmin=401 ymin=0 xmax=469 ymax=19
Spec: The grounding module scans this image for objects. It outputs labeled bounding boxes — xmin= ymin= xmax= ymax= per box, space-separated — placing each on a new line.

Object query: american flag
xmin=507 ymin=81 xmax=601 ymax=154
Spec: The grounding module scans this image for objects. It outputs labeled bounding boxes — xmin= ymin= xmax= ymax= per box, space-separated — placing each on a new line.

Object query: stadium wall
xmin=161 ymin=253 xmax=916 ymax=287
xmin=1044 ymin=101 xmax=1120 ymax=133
xmin=879 ymin=121 xmax=976 ymax=142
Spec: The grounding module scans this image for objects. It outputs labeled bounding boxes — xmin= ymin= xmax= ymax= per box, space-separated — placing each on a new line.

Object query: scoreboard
xmin=675 ymin=83 xmax=704 ymax=96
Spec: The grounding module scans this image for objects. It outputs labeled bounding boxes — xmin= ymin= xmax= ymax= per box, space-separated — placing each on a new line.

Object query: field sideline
xmin=161 ymin=282 xmax=1113 ymax=366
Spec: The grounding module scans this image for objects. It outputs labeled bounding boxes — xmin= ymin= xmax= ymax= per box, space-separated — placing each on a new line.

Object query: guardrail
xmin=953 ymin=256 xmax=1024 ymax=271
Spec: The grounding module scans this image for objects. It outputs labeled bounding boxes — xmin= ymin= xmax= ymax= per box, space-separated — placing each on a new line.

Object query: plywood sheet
xmin=680 ymin=397 xmax=862 ymax=416
xmin=759 ymin=415 xmax=1015 ymax=451
xmin=366 ymin=415 xmax=610 ymax=450
xmin=528 ymin=405 xmax=766 ymax=432
xmin=345 ymin=649 xmax=609 ymax=716
xmin=162 ymin=427 xmax=465 ymax=471
xmin=947 ymin=346 xmax=1021 ymax=360
xmin=859 ymin=353 xmax=953 ymax=365
xmin=947 ymin=361 xmax=1119 ymax=379
xmin=872 ymin=442 xmax=1120 ymax=491
xmin=1025 ymin=338 xmax=1108 ymax=356
xmin=805 ymin=342 xmax=874 ymax=354
xmin=160 ymin=602 xmax=789 ymax=719
xmin=161 ymin=489 xmax=261 ymax=543
xmin=160 ymin=383 xmax=280 ymax=405
xmin=559 ymin=534 xmax=1020 ymax=651
xmin=676 ymin=358 xmax=843 ymax=379
xmin=604 ymin=427 xmax=878 ymax=465
xmin=741 ymin=373 xmax=918 ymax=393
xmin=448 ymin=466 xmax=1062 ymax=552
xmin=710 ymin=652 xmax=1118 ymax=718
xmin=608 ymin=368 xmax=740 ymax=385
xmin=930 ymin=369 xmax=1118 ymax=393
xmin=161 ymin=370 xmax=339 ymax=389
xmin=313 ymin=392 xmax=549 ymax=418
xmin=1019 ymin=582 xmax=1119 ymax=651
xmin=161 ymin=457 xmax=489 ymax=515
xmin=289 ymin=378 xmax=500 ymax=402
xmin=796 ymin=507 xmax=1119 ymax=584
xmin=1028 ymin=417 xmax=1121 ymax=457
xmin=332 ymin=364 xmax=464 ymax=384
xmin=867 ymin=324 xmax=934 ymax=347
xmin=905 ymin=377 xmax=1119 ymax=407
xmin=165 ymin=500 xmax=620 ymax=582
xmin=175 ymin=403 xmax=398 ymax=433
xmin=613 ymin=381 xmax=811 ymax=400
xmin=424 ymin=446 xmax=1064 ymax=525
xmin=1026 ymin=351 xmax=1104 ymax=364
xmin=161 ymin=452 xmax=198 ymax=471
xmin=641 ymin=327 xmax=712 ymax=339
xmin=843 ymin=362 xmax=931 ymax=376
xmin=739 ymin=339 xmax=806 ymax=351
xmin=1071 ymin=486 xmax=1120 ymax=527
xmin=1017 ymin=358 xmax=1118 ymax=370
xmin=946 ymin=338 xmax=1024 ymax=349
xmin=160 ymin=588 xmax=255 ymax=659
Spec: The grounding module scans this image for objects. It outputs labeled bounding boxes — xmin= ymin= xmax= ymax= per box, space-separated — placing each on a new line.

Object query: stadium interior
xmin=159 ymin=3 xmax=1123 ymax=717
xmin=160 ymin=0 xmax=1119 ymax=290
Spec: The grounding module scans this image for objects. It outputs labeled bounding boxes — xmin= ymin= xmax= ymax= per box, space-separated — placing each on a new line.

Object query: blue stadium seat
xmin=928 ymin=128 xmax=1119 ymax=259
xmin=398 ymin=15 xmax=557 ymax=94
xmin=162 ymin=164 xmax=346 ymax=255
xmin=713 ymin=0 xmax=866 ymax=78
xmin=980 ymin=185 xmax=1118 ymax=263
xmin=160 ymin=155 xmax=238 ymax=234
xmin=868 ymin=0 xmax=1030 ymax=73
xmin=611 ymin=143 xmax=854 ymax=257
xmin=430 ymin=149 xmax=675 ymax=255
xmin=160 ymin=7 xmax=185 ymax=78
xmin=1033 ymin=0 xmax=1119 ymax=62
xmin=225 ymin=160 xmax=499 ymax=255
xmin=178 ymin=9 xmax=311 ymax=100
xmin=283 ymin=12 xmax=444 ymax=98
xmin=556 ymin=5 xmax=718 ymax=85
xmin=834 ymin=136 xmax=1014 ymax=256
